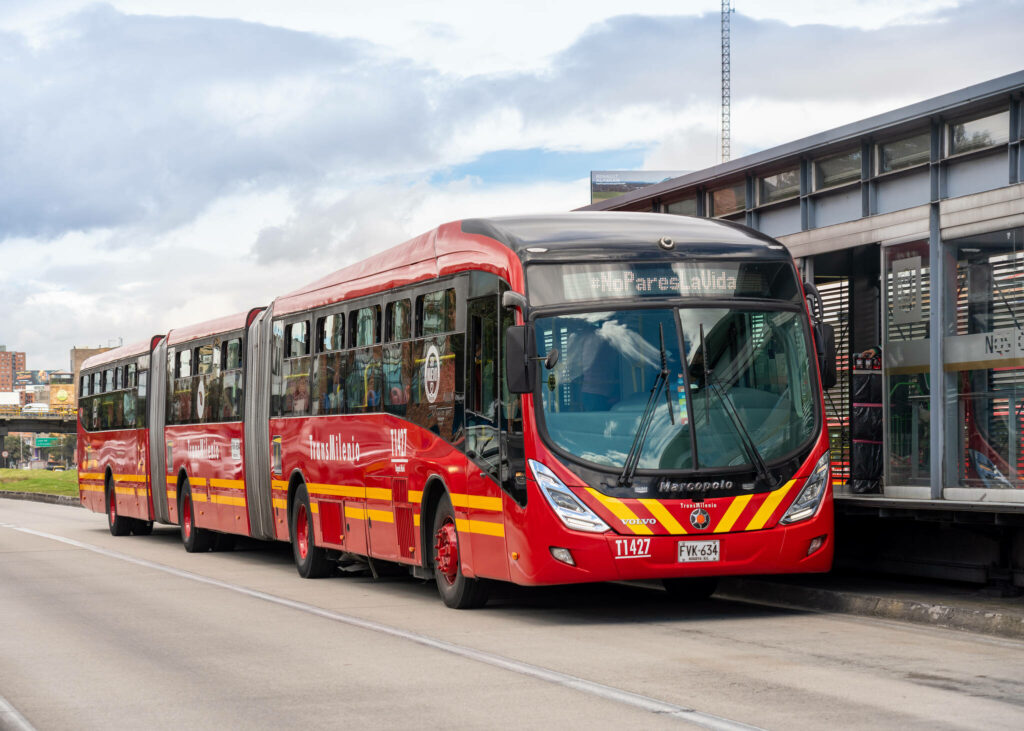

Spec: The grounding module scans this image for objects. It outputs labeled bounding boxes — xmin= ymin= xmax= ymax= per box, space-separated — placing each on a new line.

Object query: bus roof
xmin=167 ymin=311 xmax=250 ymax=347
xmin=81 ymin=339 xmax=157 ymax=371
xmin=459 ymin=212 xmax=786 ymax=260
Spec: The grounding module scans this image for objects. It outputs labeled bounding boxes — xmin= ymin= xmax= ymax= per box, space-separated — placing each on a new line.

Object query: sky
xmin=1 ymin=0 xmax=1021 ymax=369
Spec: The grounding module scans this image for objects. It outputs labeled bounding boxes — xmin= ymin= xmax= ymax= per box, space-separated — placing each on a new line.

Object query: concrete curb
xmin=0 ymin=490 xmax=82 ymax=508
xmin=718 ymin=578 xmax=1024 ymax=641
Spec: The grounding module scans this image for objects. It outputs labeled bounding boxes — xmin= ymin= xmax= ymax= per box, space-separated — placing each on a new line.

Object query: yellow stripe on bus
xmin=208 ymin=478 xmax=245 ymax=490
xmin=210 ymin=495 xmax=246 ymax=507
xmin=449 ymin=493 xmax=502 ymax=512
xmin=191 ymin=492 xmax=208 ymax=503
xmin=408 ymin=490 xmax=423 ymax=503
xmin=79 ymin=484 xmax=104 ymax=494
xmin=345 ymin=505 xmax=367 ymax=521
xmin=79 ymin=472 xmax=104 ymax=481
xmin=715 ymin=493 xmax=754 ymax=533
xmin=114 ymin=473 xmax=147 ymax=483
xmin=637 ymin=499 xmax=687 ymax=535
xmin=272 ymin=498 xmax=287 ymax=510
xmin=584 ymin=488 xmax=653 ymax=535
xmin=455 ymin=518 xmax=505 ymax=538
xmin=746 ymin=480 xmax=796 ymax=531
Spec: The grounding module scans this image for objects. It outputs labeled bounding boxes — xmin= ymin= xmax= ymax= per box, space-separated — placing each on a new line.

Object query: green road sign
xmin=34 ymin=437 xmax=59 ymax=447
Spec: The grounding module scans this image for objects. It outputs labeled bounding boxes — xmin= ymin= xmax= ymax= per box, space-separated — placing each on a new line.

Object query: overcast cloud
xmin=0 ymin=1 xmax=1021 ymax=367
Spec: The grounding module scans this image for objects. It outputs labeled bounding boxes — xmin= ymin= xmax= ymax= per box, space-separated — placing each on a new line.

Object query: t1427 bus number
xmin=614 ymin=537 xmax=651 ymax=559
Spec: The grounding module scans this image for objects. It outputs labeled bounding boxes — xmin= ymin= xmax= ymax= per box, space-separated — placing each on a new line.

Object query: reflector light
xmin=550 ymin=547 xmax=575 ymax=566
xmin=807 ymin=536 xmax=825 ymax=556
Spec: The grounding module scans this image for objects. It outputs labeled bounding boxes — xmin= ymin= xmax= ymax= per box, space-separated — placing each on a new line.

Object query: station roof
xmin=581 ymin=70 xmax=1024 ymax=212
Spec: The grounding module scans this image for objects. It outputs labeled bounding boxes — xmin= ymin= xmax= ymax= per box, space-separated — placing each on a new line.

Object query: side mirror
xmin=814 ymin=322 xmax=838 ymax=390
xmin=543 ymin=348 xmax=559 ymax=370
xmin=505 ymin=325 xmax=534 ymax=394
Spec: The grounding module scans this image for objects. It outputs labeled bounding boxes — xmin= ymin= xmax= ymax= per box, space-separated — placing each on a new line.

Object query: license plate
xmin=677 ymin=539 xmax=720 ymax=563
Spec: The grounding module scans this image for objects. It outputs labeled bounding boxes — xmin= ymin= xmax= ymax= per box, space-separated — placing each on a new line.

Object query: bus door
xmin=465 ymin=293 xmax=510 ymax=580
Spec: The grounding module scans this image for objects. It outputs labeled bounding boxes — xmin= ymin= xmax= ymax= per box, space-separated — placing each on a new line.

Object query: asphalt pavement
xmin=4 ymin=489 xmax=1023 ymax=640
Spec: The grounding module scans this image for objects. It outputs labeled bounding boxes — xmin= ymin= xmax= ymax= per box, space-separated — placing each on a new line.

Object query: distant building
xmin=70 ymin=346 xmax=112 ymax=408
xmin=0 ymin=346 xmax=27 ymax=392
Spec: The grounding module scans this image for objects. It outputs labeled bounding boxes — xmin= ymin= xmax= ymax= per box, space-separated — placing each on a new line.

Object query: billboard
xmin=590 ymin=171 xmax=687 ymax=204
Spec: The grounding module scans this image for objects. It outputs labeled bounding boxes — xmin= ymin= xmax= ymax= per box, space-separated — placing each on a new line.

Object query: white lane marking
xmin=0 ymin=693 xmax=36 ymax=731
xmin=2 ymin=522 xmax=760 ymax=731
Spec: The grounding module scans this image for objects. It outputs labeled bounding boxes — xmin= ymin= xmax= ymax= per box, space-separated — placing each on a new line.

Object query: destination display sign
xmin=527 ymin=261 xmax=800 ymax=306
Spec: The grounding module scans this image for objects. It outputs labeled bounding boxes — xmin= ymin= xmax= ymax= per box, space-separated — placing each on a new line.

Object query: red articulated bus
xmin=78 ymin=337 xmax=161 ymax=536
xmin=79 ymin=212 xmax=836 ymax=608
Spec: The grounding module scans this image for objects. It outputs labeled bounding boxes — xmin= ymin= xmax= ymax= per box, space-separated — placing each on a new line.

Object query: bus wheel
xmin=291 ymin=485 xmax=331 ymax=578
xmin=662 ymin=577 xmax=718 ymax=600
xmin=431 ymin=493 xmax=489 ymax=609
xmin=131 ymin=519 xmax=154 ymax=536
xmin=180 ymin=481 xmax=213 ymax=553
xmin=106 ymin=481 xmax=131 ymax=536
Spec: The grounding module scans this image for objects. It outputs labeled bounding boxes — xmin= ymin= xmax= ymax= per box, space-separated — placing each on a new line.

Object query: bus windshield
xmin=534 ymin=306 xmax=817 ymax=472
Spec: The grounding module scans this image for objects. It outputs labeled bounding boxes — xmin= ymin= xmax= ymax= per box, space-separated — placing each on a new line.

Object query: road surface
xmin=2 ymin=499 xmax=1023 ymax=730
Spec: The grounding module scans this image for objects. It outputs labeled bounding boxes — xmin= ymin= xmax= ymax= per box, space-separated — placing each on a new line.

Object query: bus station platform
xmin=718 ymin=572 xmax=1024 ymax=641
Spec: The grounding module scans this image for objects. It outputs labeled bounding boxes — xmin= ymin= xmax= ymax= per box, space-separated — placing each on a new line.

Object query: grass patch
xmin=0 ymin=468 xmax=79 ymax=496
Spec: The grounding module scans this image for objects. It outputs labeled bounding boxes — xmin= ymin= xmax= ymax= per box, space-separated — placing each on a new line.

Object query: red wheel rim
xmin=297 ymin=504 xmax=310 ymax=561
xmin=108 ymin=489 xmax=115 ymax=526
xmin=434 ymin=518 xmax=459 ymax=585
xmin=183 ymin=494 xmax=192 ymax=540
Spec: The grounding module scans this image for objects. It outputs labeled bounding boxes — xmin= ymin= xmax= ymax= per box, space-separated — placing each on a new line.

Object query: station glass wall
xmin=944 ymin=227 xmax=1024 ymax=489
xmin=884 ymin=241 xmax=931 ymax=487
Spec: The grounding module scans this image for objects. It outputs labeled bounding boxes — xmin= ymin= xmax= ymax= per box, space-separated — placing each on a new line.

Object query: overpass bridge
xmin=0 ymin=406 xmax=78 ymax=437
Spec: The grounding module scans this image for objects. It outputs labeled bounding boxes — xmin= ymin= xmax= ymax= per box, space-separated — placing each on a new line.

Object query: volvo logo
xmin=689 ymin=508 xmax=711 ymax=530
xmin=658 ymin=479 xmax=734 ymax=494
xmin=621 ymin=518 xmax=657 ymax=526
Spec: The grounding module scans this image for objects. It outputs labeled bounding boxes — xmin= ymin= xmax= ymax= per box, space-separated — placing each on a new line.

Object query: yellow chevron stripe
xmin=456 ymin=518 xmax=505 ymax=538
xmin=585 ymin=488 xmax=653 ymax=535
xmin=449 ymin=493 xmax=502 ymax=512
xmin=209 ymin=478 xmax=245 ymax=490
xmin=637 ymin=499 xmax=687 ymax=534
xmin=715 ymin=494 xmax=754 ymax=533
xmin=408 ymin=490 xmax=423 ymax=503
xmin=746 ymin=480 xmax=797 ymax=531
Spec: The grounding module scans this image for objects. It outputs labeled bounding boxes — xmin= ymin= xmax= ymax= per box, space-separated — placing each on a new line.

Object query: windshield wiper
xmin=618 ymin=324 xmax=672 ymax=487
xmin=699 ymin=324 xmax=777 ymax=490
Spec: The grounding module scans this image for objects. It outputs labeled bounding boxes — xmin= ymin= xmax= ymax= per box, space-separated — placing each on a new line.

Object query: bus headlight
xmin=780 ymin=452 xmax=830 ymax=525
xmin=529 ymin=460 xmax=610 ymax=533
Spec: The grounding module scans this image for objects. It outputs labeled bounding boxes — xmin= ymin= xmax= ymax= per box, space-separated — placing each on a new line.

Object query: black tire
xmin=662 ymin=577 xmax=718 ymax=600
xmin=291 ymin=484 xmax=332 ymax=578
xmin=431 ymin=493 xmax=489 ymax=609
xmin=212 ymin=533 xmax=236 ymax=552
xmin=180 ymin=480 xmax=213 ymax=553
xmin=106 ymin=480 xmax=132 ymax=536
xmin=131 ymin=519 xmax=154 ymax=536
